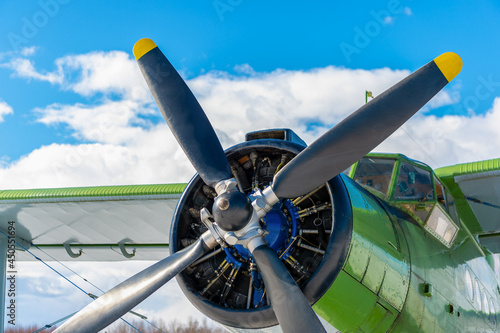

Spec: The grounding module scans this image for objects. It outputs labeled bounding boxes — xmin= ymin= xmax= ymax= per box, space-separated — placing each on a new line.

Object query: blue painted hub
xmin=232 ymin=203 xmax=287 ymax=260
xmin=229 ymin=200 xmax=299 ymax=262
xmin=222 ymin=198 xmax=300 ymax=308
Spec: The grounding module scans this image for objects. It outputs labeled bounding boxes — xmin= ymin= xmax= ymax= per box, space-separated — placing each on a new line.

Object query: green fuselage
xmin=313 ymin=170 xmax=498 ymax=332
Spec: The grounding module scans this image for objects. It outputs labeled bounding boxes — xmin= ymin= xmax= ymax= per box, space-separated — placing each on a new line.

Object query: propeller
xmin=54 ymin=233 xmax=216 ymax=332
xmin=252 ymin=245 xmax=327 ymax=333
xmin=133 ymin=38 xmax=232 ymax=187
xmin=56 ymin=38 xmax=462 ymax=333
xmin=271 ymin=52 xmax=463 ymax=198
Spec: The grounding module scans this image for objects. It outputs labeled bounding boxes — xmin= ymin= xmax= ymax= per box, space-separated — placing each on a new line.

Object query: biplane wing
xmin=0 ymin=184 xmax=186 ymax=261
xmin=436 ymin=158 xmax=500 ymax=252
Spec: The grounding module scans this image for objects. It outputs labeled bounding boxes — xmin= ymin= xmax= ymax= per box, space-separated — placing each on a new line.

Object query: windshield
xmin=394 ymin=162 xmax=434 ymax=201
xmin=353 ymin=158 xmax=395 ymax=195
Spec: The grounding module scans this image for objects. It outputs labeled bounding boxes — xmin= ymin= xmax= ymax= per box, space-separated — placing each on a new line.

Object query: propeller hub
xmin=213 ymin=191 xmax=253 ymax=231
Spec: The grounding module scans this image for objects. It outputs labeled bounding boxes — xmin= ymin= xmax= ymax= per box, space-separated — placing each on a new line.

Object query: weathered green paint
xmin=347 ymin=175 xmax=411 ymax=312
xmin=313 ymin=176 xmax=409 ymax=331
xmin=314 ymin=153 xmax=500 ymax=332
xmin=313 ymin=270 xmax=376 ymax=330
xmin=358 ymin=301 xmax=398 ymax=333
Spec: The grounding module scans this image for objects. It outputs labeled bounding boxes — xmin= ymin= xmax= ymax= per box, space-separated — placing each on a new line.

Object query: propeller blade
xmin=133 ymin=38 xmax=232 ymax=187
xmin=272 ymin=52 xmax=462 ymax=198
xmin=55 ymin=233 xmax=215 ymax=333
xmin=252 ymin=245 xmax=326 ymax=333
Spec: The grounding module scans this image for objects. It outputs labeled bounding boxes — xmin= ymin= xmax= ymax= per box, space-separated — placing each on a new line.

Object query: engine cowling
xmin=170 ymin=137 xmax=353 ymax=329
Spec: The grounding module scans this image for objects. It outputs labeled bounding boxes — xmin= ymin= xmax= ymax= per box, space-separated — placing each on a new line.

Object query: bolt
xmin=218 ymin=198 xmax=230 ymax=211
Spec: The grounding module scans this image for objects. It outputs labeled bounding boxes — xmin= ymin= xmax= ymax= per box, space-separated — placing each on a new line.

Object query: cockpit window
xmin=353 ymin=158 xmax=395 ymax=195
xmin=394 ymin=162 xmax=434 ymax=201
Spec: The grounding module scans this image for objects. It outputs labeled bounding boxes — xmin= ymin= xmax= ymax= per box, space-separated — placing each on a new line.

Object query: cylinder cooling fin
xmin=170 ymin=139 xmax=353 ymax=329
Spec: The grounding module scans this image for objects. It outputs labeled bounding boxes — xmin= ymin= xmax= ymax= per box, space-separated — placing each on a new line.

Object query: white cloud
xmin=0 ymin=138 xmax=195 ymax=189
xmin=54 ymin=51 xmax=149 ymax=100
xmin=420 ymin=86 xmax=461 ymax=112
xmin=3 ymin=50 xmax=150 ymax=101
xmin=376 ymin=97 xmax=500 ymax=167
xmin=0 ymin=99 xmax=13 ymax=122
xmin=35 ymin=100 xmax=157 ymax=145
xmin=0 ymin=53 xmax=415 ymax=189
xmin=189 ymin=66 xmax=410 ymax=146
xmin=20 ymin=46 xmax=38 ymax=57
xmin=5 ymin=58 xmax=64 ymax=84
xmin=2 ymin=50 xmax=500 ymax=190
xmin=234 ymin=63 xmax=256 ymax=75
xmin=428 ymin=89 xmax=460 ymax=109
xmin=403 ymin=7 xmax=413 ymax=16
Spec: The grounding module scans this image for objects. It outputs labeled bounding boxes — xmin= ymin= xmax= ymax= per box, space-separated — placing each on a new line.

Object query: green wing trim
xmin=436 ymin=158 xmax=500 ymax=176
xmin=0 ymin=183 xmax=187 ymax=202
xmin=436 ymin=158 xmax=500 ymax=235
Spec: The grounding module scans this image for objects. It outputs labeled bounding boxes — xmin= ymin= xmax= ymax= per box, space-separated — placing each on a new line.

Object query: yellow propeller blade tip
xmin=434 ymin=52 xmax=463 ymax=82
xmin=133 ymin=38 xmax=157 ymax=60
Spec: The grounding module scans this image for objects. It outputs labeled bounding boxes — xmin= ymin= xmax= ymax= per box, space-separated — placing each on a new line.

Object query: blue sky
xmin=1 ymin=0 xmax=500 ymax=164
xmin=1 ymin=0 xmax=500 ymax=329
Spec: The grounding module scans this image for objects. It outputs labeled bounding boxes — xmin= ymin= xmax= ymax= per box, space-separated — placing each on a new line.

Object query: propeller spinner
xmin=55 ymin=39 xmax=461 ymax=332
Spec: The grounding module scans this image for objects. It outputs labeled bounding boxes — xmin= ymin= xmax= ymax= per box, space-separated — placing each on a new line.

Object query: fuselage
xmin=314 ymin=154 xmax=499 ymax=332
